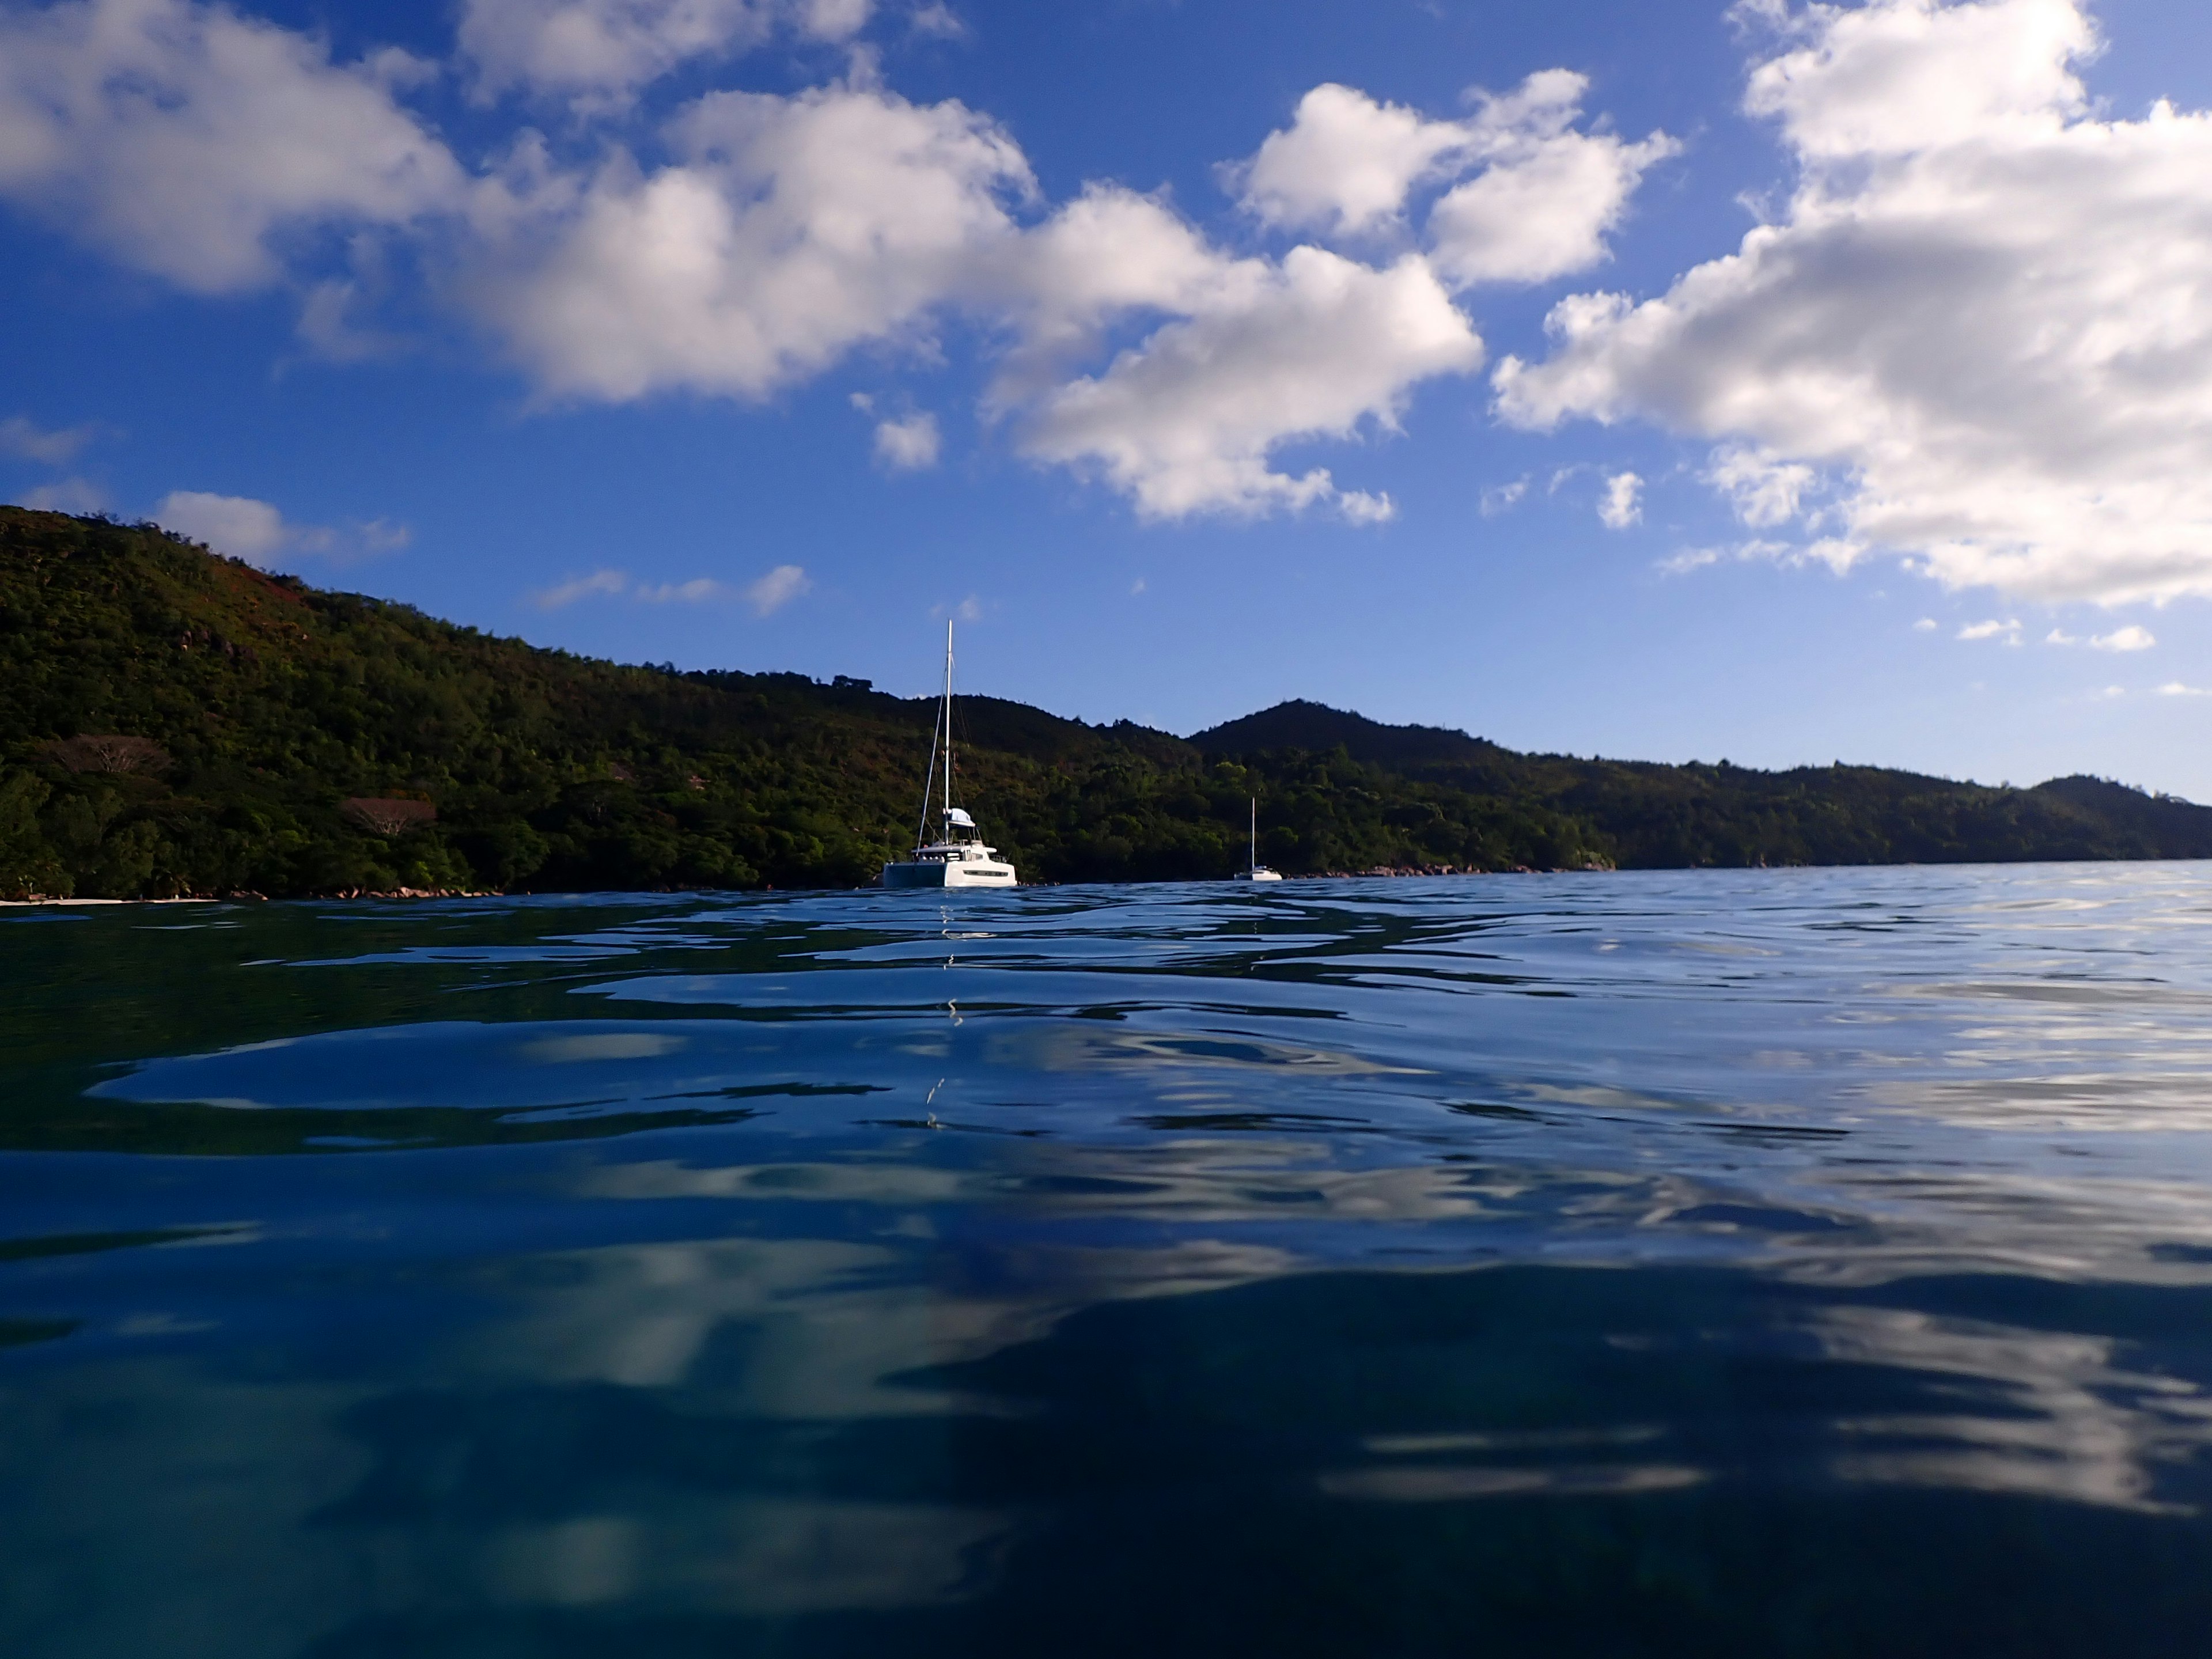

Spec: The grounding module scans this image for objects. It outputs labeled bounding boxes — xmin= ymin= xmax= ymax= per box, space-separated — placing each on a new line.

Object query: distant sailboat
xmin=1240 ymin=797 xmax=1282 ymax=882
xmin=881 ymin=622 xmax=1017 ymax=890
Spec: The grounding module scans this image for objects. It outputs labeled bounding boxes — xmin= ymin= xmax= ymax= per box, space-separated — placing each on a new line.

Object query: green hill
xmin=3 ymin=506 xmax=2207 ymax=899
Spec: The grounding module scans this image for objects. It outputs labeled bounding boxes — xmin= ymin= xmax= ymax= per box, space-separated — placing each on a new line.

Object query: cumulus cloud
xmin=743 ymin=562 xmax=810 ymax=613
xmin=1956 ymin=617 xmax=2020 ymax=642
xmin=1598 ymin=469 xmax=1642 ymax=529
xmin=459 ymin=0 xmax=869 ymax=109
xmin=1495 ymin=0 xmax=2212 ymax=606
xmin=1427 ymin=74 xmax=1679 ymax=286
xmin=873 ymin=411 xmax=940 ymax=470
xmin=1019 ymin=248 xmax=1479 ymax=520
xmin=2158 ymin=682 xmax=2211 ymax=697
xmin=1226 ymin=71 xmax=1675 ymax=288
xmin=0 ymin=5 xmax=1664 ymax=529
xmin=156 ymin=490 xmax=407 ymax=565
xmin=0 ymin=0 xmax=463 ymax=293
xmin=1914 ymin=616 xmax=1938 ymax=630
xmin=2091 ymin=624 xmax=2155 ymax=652
xmin=471 ymin=81 xmax=1031 ymax=402
xmin=1229 ymin=82 xmax=1475 ymax=238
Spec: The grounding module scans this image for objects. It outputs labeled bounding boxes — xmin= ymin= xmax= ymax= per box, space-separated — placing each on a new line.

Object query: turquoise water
xmin=9 ymin=867 xmax=2212 ymax=1655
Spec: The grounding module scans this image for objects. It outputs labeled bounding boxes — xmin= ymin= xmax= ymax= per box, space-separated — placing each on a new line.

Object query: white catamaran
xmin=881 ymin=622 xmax=1017 ymax=890
xmin=1240 ymin=797 xmax=1282 ymax=882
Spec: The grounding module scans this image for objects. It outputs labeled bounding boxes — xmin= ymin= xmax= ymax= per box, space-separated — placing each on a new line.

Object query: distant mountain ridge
xmin=1190 ymin=700 xmax=1509 ymax=770
xmin=3 ymin=505 xmax=2208 ymax=899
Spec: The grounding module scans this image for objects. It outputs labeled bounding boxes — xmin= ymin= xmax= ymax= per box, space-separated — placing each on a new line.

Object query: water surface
xmin=9 ymin=866 xmax=2212 ymax=1656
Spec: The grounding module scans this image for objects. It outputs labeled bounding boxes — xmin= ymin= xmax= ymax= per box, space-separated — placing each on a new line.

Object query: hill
xmin=3 ymin=506 xmax=2208 ymax=899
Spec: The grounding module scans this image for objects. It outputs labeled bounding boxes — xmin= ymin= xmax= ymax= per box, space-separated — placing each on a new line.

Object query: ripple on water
xmin=7 ymin=867 xmax=2212 ymax=1653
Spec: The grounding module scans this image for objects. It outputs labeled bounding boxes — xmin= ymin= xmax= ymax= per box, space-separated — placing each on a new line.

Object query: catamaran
xmin=1240 ymin=797 xmax=1282 ymax=882
xmin=881 ymin=622 xmax=1017 ymax=890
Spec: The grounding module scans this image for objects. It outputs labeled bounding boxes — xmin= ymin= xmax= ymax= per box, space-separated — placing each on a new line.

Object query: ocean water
xmin=8 ymin=866 xmax=2212 ymax=1656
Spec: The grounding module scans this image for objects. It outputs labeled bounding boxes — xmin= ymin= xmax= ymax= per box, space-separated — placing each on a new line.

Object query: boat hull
xmin=882 ymin=860 xmax=1017 ymax=889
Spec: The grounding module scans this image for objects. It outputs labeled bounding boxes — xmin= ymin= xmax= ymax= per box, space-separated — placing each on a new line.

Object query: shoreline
xmin=0 ymin=887 xmax=493 ymax=907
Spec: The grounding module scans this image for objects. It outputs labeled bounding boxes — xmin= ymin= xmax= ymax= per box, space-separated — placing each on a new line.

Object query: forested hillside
xmin=3 ymin=507 xmax=2207 ymax=899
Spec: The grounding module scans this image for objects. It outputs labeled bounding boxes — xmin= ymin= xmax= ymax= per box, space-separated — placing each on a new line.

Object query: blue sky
xmin=5 ymin=0 xmax=2212 ymax=793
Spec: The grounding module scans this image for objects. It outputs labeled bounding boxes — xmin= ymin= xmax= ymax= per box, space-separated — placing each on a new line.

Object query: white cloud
xmin=459 ymin=0 xmax=868 ymax=109
xmin=908 ymin=2 xmax=962 ymax=39
xmin=2046 ymin=622 xmax=2157 ymax=650
xmin=471 ymin=82 xmax=1032 ymax=402
xmin=20 ymin=476 xmax=107 ymax=513
xmin=1225 ymin=71 xmax=1675 ymax=289
xmin=873 ymin=411 xmax=940 ymax=470
xmin=985 ymin=183 xmax=1243 ymax=400
xmin=1018 ymin=248 xmax=1479 ymax=520
xmin=1913 ymin=616 xmax=1938 ymax=630
xmin=1427 ymin=74 xmax=1677 ymax=286
xmin=1956 ymin=617 xmax=2020 ymax=641
xmin=0 ymin=415 xmax=96 ymax=464
xmin=0 ymin=0 xmax=462 ymax=294
xmin=638 ymin=576 xmax=727 ymax=603
xmin=982 ymin=181 xmax=1472 ymax=521
xmin=295 ymin=276 xmax=404 ymax=363
xmin=743 ymin=562 xmax=810 ymax=614
xmin=1657 ymin=535 xmax=1804 ymax=574
xmin=156 ymin=490 xmax=407 ymax=566
xmin=1706 ymin=444 xmax=1816 ymax=528
xmin=154 ymin=491 xmax=292 ymax=561
xmin=534 ymin=568 xmax=630 ymax=609
xmin=535 ymin=567 xmax=744 ymax=608
xmin=0 ymin=8 xmax=1663 ymax=531
xmin=350 ymin=520 xmax=414 ymax=555
xmin=1495 ymin=0 xmax=2212 ymax=606
xmin=2158 ymin=681 xmax=2211 ymax=696
xmin=1229 ymin=83 xmax=1474 ymax=238
xmin=1480 ymin=476 xmax=1527 ymax=516
xmin=1597 ymin=469 xmax=1642 ymax=529
xmin=2091 ymin=624 xmax=2155 ymax=652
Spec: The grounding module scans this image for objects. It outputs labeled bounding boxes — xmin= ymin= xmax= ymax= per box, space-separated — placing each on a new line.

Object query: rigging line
xmin=916 ymin=662 xmax=945 ymax=850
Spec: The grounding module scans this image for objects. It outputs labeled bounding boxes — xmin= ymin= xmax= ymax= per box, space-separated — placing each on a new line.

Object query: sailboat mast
xmin=1250 ymin=797 xmax=1257 ymax=870
xmin=942 ymin=620 xmax=956 ymax=836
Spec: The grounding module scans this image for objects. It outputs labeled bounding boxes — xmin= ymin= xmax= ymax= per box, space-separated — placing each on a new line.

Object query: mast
xmin=1250 ymin=796 xmax=1257 ymax=872
xmin=942 ymin=620 xmax=956 ymax=839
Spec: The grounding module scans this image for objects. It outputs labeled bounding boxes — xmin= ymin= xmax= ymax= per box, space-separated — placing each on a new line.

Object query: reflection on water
xmin=11 ymin=866 xmax=2212 ymax=1653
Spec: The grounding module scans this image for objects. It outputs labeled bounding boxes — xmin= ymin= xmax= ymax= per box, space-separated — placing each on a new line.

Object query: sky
xmin=5 ymin=0 xmax=2212 ymax=794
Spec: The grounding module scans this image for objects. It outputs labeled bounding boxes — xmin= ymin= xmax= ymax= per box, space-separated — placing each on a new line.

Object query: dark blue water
xmin=9 ymin=866 xmax=2212 ymax=1656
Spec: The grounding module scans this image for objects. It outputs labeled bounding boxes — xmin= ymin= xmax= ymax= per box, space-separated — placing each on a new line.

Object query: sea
xmin=7 ymin=864 xmax=2212 ymax=1657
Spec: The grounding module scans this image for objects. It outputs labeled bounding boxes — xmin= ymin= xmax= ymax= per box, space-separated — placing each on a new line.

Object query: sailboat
xmin=881 ymin=622 xmax=1018 ymax=889
xmin=1240 ymin=797 xmax=1282 ymax=882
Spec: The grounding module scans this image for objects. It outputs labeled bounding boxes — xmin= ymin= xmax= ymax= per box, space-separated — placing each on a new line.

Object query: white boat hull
xmin=882 ymin=855 xmax=1017 ymax=889
xmin=1239 ymin=869 xmax=1284 ymax=882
